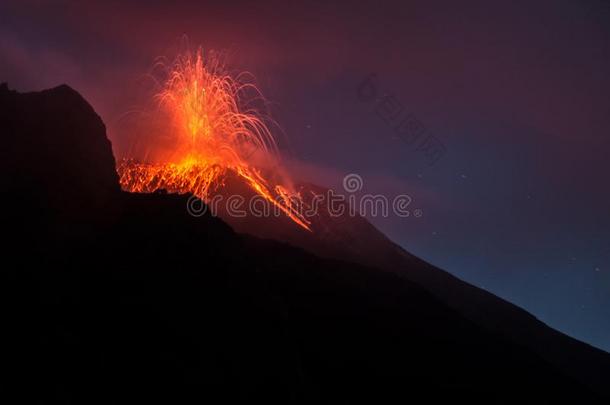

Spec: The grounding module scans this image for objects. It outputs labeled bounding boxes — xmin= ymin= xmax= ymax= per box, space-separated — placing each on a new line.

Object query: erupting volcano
xmin=117 ymin=48 xmax=310 ymax=230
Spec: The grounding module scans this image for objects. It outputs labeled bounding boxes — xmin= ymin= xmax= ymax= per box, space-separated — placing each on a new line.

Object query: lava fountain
xmin=117 ymin=48 xmax=310 ymax=230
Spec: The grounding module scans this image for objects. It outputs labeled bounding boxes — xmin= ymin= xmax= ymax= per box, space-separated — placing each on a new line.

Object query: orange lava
xmin=117 ymin=48 xmax=310 ymax=230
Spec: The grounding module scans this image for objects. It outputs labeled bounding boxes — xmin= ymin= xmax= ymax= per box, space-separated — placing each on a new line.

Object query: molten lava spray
xmin=118 ymin=48 xmax=310 ymax=230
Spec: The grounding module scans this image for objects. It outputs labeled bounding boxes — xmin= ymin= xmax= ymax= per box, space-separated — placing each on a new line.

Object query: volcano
xmin=1 ymin=83 xmax=609 ymax=404
xmin=117 ymin=48 xmax=311 ymax=230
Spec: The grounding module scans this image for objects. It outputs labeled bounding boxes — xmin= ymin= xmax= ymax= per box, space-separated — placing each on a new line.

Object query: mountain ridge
xmin=1 ymin=83 xmax=607 ymax=403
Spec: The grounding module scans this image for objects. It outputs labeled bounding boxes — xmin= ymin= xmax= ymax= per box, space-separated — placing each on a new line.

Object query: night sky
xmin=2 ymin=0 xmax=608 ymax=352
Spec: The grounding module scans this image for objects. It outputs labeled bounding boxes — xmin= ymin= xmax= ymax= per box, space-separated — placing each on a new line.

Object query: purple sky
xmin=1 ymin=0 xmax=609 ymax=352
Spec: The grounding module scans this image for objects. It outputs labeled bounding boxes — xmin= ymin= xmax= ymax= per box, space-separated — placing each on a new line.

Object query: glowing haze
xmin=117 ymin=48 xmax=310 ymax=230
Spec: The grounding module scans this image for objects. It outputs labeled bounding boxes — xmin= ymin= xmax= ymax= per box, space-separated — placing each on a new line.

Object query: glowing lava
xmin=117 ymin=48 xmax=310 ymax=230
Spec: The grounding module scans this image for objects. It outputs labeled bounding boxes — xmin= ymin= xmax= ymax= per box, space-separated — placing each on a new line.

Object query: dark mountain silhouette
xmin=0 ymin=83 xmax=608 ymax=404
xmin=219 ymin=178 xmax=610 ymax=400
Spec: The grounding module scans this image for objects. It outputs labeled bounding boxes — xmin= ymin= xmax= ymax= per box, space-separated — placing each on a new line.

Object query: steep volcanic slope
xmin=220 ymin=175 xmax=610 ymax=399
xmin=0 ymin=84 xmax=607 ymax=403
xmin=218 ymin=177 xmax=410 ymax=268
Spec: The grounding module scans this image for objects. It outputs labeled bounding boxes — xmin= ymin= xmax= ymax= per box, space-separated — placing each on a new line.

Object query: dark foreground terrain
xmin=1 ymin=84 xmax=608 ymax=403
